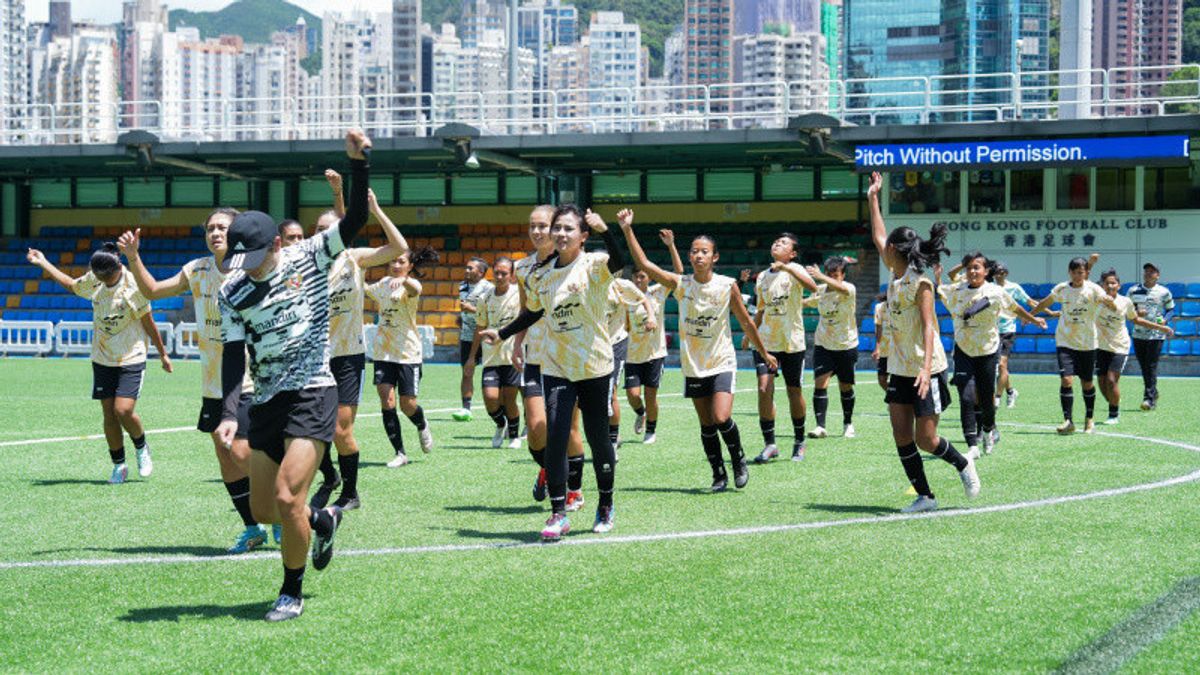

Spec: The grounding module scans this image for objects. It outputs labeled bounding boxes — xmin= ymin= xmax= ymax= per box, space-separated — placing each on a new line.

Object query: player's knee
xmin=113 ymin=402 xmax=137 ymax=421
xmin=915 ymin=432 xmax=938 ymax=452
xmin=398 ymin=396 xmax=418 ymax=415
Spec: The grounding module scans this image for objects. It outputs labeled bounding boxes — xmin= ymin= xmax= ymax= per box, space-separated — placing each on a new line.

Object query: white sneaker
xmin=1056 ymin=420 xmax=1076 ymax=435
xmin=960 ymin=457 xmax=981 ymax=499
xmin=1084 ymin=419 xmax=1095 ymax=434
xmin=386 ymin=452 xmax=410 ymax=468
xmin=507 ymin=437 xmax=523 ymax=450
xmin=1007 ymin=389 xmax=1018 ymax=409
xmin=994 ymin=397 xmax=1001 ymax=409
xmin=135 ymin=445 xmax=153 ymax=478
xmin=642 ymin=432 xmax=656 ymax=445
xmin=965 ymin=445 xmax=981 ymax=461
xmin=982 ymin=431 xmax=995 ymax=455
xmin=491 ymin=425 xmax=505 ymax=449
xmin=843 ymin=424 xmax=856 ymax=439
xmin=519 ymin=425 xmax=528 ymax=440
xmin=419 ymin=426 xmax=434 ymax=453
xmin=1103 ymin=416 xmax=1120 ymax=426
xmin=634 ymin=413 xmax=646 ymax=435
xmin=807 ymin=426 xmax=828 ymax=439
xmin=901 ymin=495 xmax=938 ymax=513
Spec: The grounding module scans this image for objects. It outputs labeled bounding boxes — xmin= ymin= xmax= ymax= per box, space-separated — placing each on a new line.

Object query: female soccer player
xmin=1030 ymin=257 xmax=1119 ymax=434
xmin=990 ymin=262 xmax=1037 ymax=409
xmin=27 ymin=244 xmax=171 ymax=484
xmin=866 ymin=171 xmax=979 ymax=513
xmin=624 ymin=230 xmax=681 ymax=445
xmin=617 ymin=208 xmax=777 ymax=492
xmin=804 ymin=257 xmax=859 ymax=439
xmin=605 ymin=273 xmax=651 ymax=452
xmin=476 ymin=256 xmax=523 ymax=449
xmin=1094 ymin=269 xmax=1173 ymax=424
xmin=751 ymin=233 xmax=818 ymax=463
xmin=368 ymin=247 xmax=439 ymax=467
xmin=481 ymin=205 xmax=626 ymax=540
xmin=937 ymin=253 xmax=1046 ymax=458
xmin=872 ymin=291 xmax=890 ymax=391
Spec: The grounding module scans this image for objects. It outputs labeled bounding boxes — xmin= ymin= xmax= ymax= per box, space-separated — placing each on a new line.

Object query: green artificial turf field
xmin=1 ymin=358 xmax=1198 ymax=672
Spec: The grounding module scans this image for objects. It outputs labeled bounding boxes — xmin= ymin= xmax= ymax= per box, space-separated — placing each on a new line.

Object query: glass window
xmin=219 ymin=180 xmax=250 ymax=208
xmin=451 ymin=175 xmax=498 ymax=204
xmin=1144 ymin=162 xmax=1200 ymax=210
xmin=76 ymin=178 xmax=118 ymax=208
xmin=31 ymin=179 xmax=72 ymax=208
xmin=1009 ymin=169 xmax=1043 ymax=211
xmin=647 ymin=171 xmax=697 ymax=202
xmin=887 ymin=171 xmax=959 ymax=215
xmin=1095 ymin=168 xmax=1136 ymax=211
xmin=1056 ymin=168 xmax=1091 ymax=210
xmin=505 ymin=175 xmax=538 ymax=204
xmin=171 ymin=177 xmax=215 ymax=207
xmin=399 ymin=175 xmax=445 ymax=205
xmin=123 ymin=178 xmax=166 ymax=207
xmin=762 ymin=168 xmax=815 ymax=200
xmin=298 ymin=178 xmax=333 ymax=207
xmin=820 ymin=167 xmax=859 ymax=199
xmin=967 ymin=170 xmax=1005 ymax=213
xmin=370 ymin=177 xmax=395 ymax=205
xmin=703 ymin=171 xmax=754 ymax=201
xmin=592 ymin=171 xmax=641 ymax=202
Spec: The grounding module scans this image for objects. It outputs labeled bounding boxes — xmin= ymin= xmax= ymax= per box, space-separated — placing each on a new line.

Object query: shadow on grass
xmin=451 ymin=527 xmax=542 ymax=544
xmin=444 ymin=504 xmax=543 ymax=515
xmin=33 ymin=545 xmax=231 ymax=557
xmin=623 ymin=486 xmax=711 ymax=496
xmin=119 ymin=600 xmax=279 ymax=623
xmin=805 ymin=502 xmax=895 ymax=516
xmin=29 ymin=478 xmax=111 ymax=487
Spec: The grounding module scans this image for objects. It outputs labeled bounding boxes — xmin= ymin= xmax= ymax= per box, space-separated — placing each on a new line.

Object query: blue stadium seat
xmin=935 ymin=301 xmax=949 ymax=316
xmin=1181 ymin=301 xmax=1200 ymax=317
xmin=1168 ymin=339 xmax=1190 ymax=356
xmin=860 ymin=317 xmax=875 ymax=333
xmin=1192 ymin=340 xmax=1200 ymax=356
xmin=1020 ymin=322 xmax=1040 ymax=335
xmin=1045 ymin=318 xmax=1059 ymax=334
xmin=1036 ymin=337 xmax=1056 ymax=354
xmin=879 ymin=283 xmax=888 ymax=294
xmin=1119 ymin=282 xmax=1134 ymax=295
xmin=940 ymin=336 xmax=953 ymax=352
xmin=858 ymin=335 xmax=875 ymax=352
xmin=1014 ymin=336 xmax=1036 ymax=353
xmin=1166 ymin=283 xmax=1186 ymax=299
xmin=938 ymin=318 xmax=954 ymax=334
xmin=1175 ymin=320 xmax=1197 ymax=337
xmin=1186 ymin=283 xmax=1200 ymax=299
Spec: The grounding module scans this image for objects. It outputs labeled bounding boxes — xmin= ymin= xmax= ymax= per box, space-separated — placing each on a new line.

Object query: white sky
xmin=25 ymin=0 xmax=395 ymax=24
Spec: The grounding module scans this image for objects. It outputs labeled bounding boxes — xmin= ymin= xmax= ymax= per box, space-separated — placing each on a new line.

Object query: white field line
xmin=0 ymin=425 xmax=1196 ymax=571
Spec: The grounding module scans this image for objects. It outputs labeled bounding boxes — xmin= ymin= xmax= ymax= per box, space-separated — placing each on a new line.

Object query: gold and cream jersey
xmin=1051 ymin=281 xmax=1107 ymax=351
xmin=525 ymin=251 xmax=615 ymax=381
xmin=886 ymin=267 xmax=947 ymax=378
xmin=73 ymin=269 xmax=151 ymax=367
xmin=182 ymin=256 xmax=252 ymax=397
xmin=606 ymin=278 xmax=644 ymax=345
xmin=1096 ymin=294 xmax=1137 ymax=354
xmin=513 ymin=253 xmax=549 ymax=366
xmin=673 ymin=274 xmax=737 ymax=378
xmin=755 ymin=266 xmax=808 ymax=353
xmin=366 ymin=278 xmax=423 ymax=364
xmin=938 ymin=280 xmax=1016 ymax=357
xmin=627 ymin=283 xmax=668 ymax=363
xmin=810 ymin=282 xmax=858 ymax=351
xmin=874 ymin=300 xmax=891 ymax=358
xmin=327 ymin=250 xmax=366 ymax=358
xmin=477 ymin=283 xmax=522 ymax=367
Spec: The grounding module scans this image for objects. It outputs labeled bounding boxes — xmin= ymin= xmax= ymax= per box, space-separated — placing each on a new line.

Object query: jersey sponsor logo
xmin=286 ymin=272 xmax=303 ymax=291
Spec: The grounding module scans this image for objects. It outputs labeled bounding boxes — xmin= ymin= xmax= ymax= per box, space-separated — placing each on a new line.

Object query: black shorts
xmin=885 ymin=371 xmax=953 ymax=418
xmin=610 ymin=337 xmax=629 ymax=393
xmin=951 ymin=346 xmax=1000 ymax=390
xmin=999 ymin=332 xmax=1017 ymax=358
xmin=684 ymin=371 xmax=735 ymax=399
xmin=330 ymin=354 xmax=366 ymax=406
xmin=522 ymin=363 xmax=544 ymax=399
xmin=1056 ymin=347 xmax=1096 ymax=382
xmin=813 ymin=345 xmax=857 ymax=384
xmin=482 ymin=365 xmax=521 ymax=389
xmin=877 ymin=357 xmax=889 ymax=379
xmin=374 ymin=361 xmax=422 ymax=397
xmin=248 ymin=387 xmax=337 ymax=464
xmin=197 ymin=395 xmax=251 ymax=438
xmin=459 ymin=340 xmax=481 ymax=366
xmin=92 ymin=362 xmax=145 ymax=400
xmin=625 ymin=358 xmax=665 ymax=390
xmin=753 ymin=350 xmax=805 ymax=388
xmin=1096 ymin=350 xmax=1128 ymax=375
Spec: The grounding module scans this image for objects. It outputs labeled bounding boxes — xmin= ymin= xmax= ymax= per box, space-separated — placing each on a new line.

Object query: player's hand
xmin=770 ymin=261 xmax=785 ymax=272
xmin=867 ymin=171 xmax=883 ymax=200
xmin=461 ymin=301 xmax=477 ymax=313
xmin=933 ymin=263 xmax=943 ymax=279
xmin=871 ymin=348 xmax=880 ymax=361
xmin=511 ymin=349 xmax=524 ymax=370
xmin=1164 ymin=326 xmax=1175 ymax=338
xmin=763 ymin=352 xmax=779 ymax=372
xmin=479 ymin=329 xmax=500 ymax=345
xmin=616 ymin=208 xmax=634 ymax=230
xmin=1034 ymin=317 xmax=1047 ymax=330
xmin=216 ymin=419 xmax=237 ymax=450
xmin=387 ymin=276 xmax=406 ymax=290
xmin=658 ymin=229 xmax=674 ymax=244
xmin=915 ymin=368 xmax=931 ymax=399
xmin=117 ymin=229 xmax=141 ymax=258
xmin=805 ymin=264 xmax=821 ymax=278
xmin=1137 ymin=307 xmax=1147 ymax=318
xmin=159 ymin=354 xmax=173 ymax=373
xmin=367 ymin=188 xmax=378 ymax=210
xmin=643 ymin=317 xmax=657 ymax=332
xmin=26 ymin=248 xmax=46 ymax=266
xmin=325 ymin=169 xmax=343 ymax=193
xmin=583 ymin=209 xmax=608 ymax=233
xmin=345 ymin=128 xmax=371 ymax=160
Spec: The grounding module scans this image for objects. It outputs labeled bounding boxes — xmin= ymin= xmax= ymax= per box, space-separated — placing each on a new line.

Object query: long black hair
xmin=1098 ymin=268 xmax=1119 ymax=284
xmin=405 ymin=245 xmax=440 ymax=279
xmin=533 ymin=203 xmax=587 ymax=271
xmin=89 ymin=242 xmax=121 ymax=278
xmin=884 ymin=223 xmax=950 ymax=273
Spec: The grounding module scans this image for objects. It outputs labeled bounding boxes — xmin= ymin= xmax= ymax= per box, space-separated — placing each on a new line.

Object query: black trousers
xmin=952 ymin=346 xmax=999 ymax=447
xmin=542 ymin=374 xmax=615 ymax=502
xmin=1132 ymin=338 xmax=1163 ymax=402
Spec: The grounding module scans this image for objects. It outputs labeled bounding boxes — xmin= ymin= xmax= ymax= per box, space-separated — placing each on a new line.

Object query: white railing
xmin=146 ymin=321 xmax=175 ymax=358
xmin=53 ymin=321 xmax=94 ymax=356
xmin=0 ymin=321 xmax=55 ymax=356
xmin=174 ymin=322 xmax=201 ymax=357
xmin=2 ymin=64 xmax=1196 ymax=146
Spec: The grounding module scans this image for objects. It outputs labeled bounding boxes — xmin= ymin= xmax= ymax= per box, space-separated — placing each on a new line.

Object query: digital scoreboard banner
xmin=854 ymin=135 xmax=1191 ymax=172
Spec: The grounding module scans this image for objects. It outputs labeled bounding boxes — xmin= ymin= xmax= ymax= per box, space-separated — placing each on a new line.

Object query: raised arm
xmin=867 ymin=171 xmax=887 ymax=257
xmin=1012 ymin=303 xmax=1047 ymax=330
xmin=353 ymin=188 xmax=410 ymax=268
xmin=806 ymin=265 xmax=852 ymax=295
xmin=616 ymin=209 xmax=680 ymax=290
xmin=337 ymin=129 xmax=372 ymax=244
xmin=773 ymin=260 xmax=819 ymax=292
xmin=326 ymin=169 xmax=346 ymax=219
xmin=658 ymin=229 xmax=684 ymax=274
xmin=26 ymin=248 xmax=77 ymax=291
xmin=117 ymin=229 xmax=189 ymax=299
xmin=583 ymin=210 xmax=625 ymax=273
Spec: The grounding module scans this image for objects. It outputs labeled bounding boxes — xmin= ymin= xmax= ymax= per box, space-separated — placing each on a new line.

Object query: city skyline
xmin=23 ymin=0 xmax=393 ymax=24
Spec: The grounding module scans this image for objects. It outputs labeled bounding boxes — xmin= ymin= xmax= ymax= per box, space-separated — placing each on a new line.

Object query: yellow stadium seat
xmin=436 ymin=297 xmax=457 ymax=312
xmin=60 ymin=253 xmax=73 ymax=265
xmin=76 ymin=239 xmax=89 ymax=251
xmin=419 ymin=297 xmax=436 ymax=311
xmin=7 ymin=296 xmax=20 ymax=308
xmin=446 ymin=252 xmax=464 ymax=266
xmin=432 ymin=266 xmax=450 ymax=281
xmin=24 ymin=281 xmax=37 ymax=294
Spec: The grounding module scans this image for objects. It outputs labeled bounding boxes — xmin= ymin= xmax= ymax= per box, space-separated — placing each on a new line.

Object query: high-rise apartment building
xmin=2 ymin=0 xmax=30 ymax=139
xmin=322 ymin=11 xmax=393 ymax=135
xmin=1093 ymin=0 xmax=1183 ymax=100
xmin=120 ymin=0 xmax=168 ymax=128
xmin=684 ymin=0 xmax=735 ymax=103
xmin=393 ymin=0 xmax=422 ymax=122
xmin=460 ymin=0 xmax=507 ymax=48
xmin=734 ymin=29 xmax=829 ymax=114
xmin=586 ymin=11 xmax=641 ymax=129
xmin=35 ymin=23 xmax=120 ymax=143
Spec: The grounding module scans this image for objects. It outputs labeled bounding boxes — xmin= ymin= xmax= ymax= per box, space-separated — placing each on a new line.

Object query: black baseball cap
xmin=1143 ymin=262 xmax=1160 ymax=273
xmin=222 ymin=211 xmax=276 ymax=272
xmin=992 ymin=261 xmax=1009 ymax=274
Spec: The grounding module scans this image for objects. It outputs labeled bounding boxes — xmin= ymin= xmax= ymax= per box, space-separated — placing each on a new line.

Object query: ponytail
xmin=885 ymin=223 xmax=949 ymax=273
xmin=89 ymin=242 xmax=121 ymax=277
xmin=407 ymin=245 xmax=440 ymax=279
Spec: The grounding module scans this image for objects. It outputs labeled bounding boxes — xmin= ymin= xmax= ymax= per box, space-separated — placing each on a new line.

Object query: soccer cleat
xmin=108 ymin=463 xmax=128 ymax=485
xmin=990 ymin=427 xmax=1001 ymax=450
xmin=1140 ymin=399 xmax=1152 ymax=411
xmin=451 ymin=408 xmax=473 ymax=422
xmin=491 ymin=425 xmax=505 ymax=449
xmin=733 ymin=460 xmax=749 ymax=489
xmin=308 ymin=476 xmax=341 ymax=510
xmin=228 ymin=525 xmax=268 ymax=554
xmin=564 ymin=490 xmax=585 ymax=512
xmin=642 ymin=432 xmax=657 ymax=445
xmin=807 ymin=426 xmax=828 ymax=439
xmin=965 ymin=445 xmax=981 ymax=461
xmin=333 ymin=494 xmax=361 ymax=511
xmin=135 ymin=445 xmax=153 ymax=478
xmin=634 ymin=413 xmax=646 ymax=435
xmin=843 ymin=424 xmax=856 ymax=439
xmin=710 ymin=475 xmax=728 ymax=493
xmin=272 ymin=524 xmax=283 ymax=544
xmin=593 ymin=505 xmax=615 ymax=534
xmin=507 ymin=437 xmax=523 ymax=450
xmin=753 ymin=444 xmax=779 ymax=464
xmin=311 ymin=506 xmax=342 ymax=571
xmin=532 ymin=468 xmax=547 ymax=502
xmin=1056 ymin=420 xmax=1076 ymax=435
xmin=994 ymin=396 xmax=1001 ymax=409
xmin=540 ymin=513 xmax=570 ymax=542
xmin=791 ymin=441 xmax=806 ymax=462
xmin=419 ymin=426 xmax=434 ymax=453
xmin=265 ymin=594 xmax=304 ymax=622
xmin=519 ymin=425 xmax=528 ymax=440
xmin=901 ymin=495 xmax=938 ymax=513
xmin=982 ymin=430 xmax=995 ymax=456
xmin=386 ymin=452 xmax=410 ymax=468
xmin=1103 ymin=415 xmax=1120 ymax=425
xmin=960 ymin=457 xmax=981 ymax=499
xmin=1007 ymin=389 xmax=1019 ymax=409
xmin=1084 ymin=419 xmax=1096 ymax=434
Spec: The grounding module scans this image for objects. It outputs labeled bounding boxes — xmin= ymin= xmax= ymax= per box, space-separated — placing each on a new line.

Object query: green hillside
xmin=168 ymin=0 xmax=320 ymax=46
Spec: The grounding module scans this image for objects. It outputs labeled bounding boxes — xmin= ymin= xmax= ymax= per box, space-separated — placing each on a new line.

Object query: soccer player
xmin=871 ymin=291 xmax=890 ymax=391
xmin=990 ymin=262 xmax=1037 ymax=408
xmin=1095 ymin=269 xmax=1173 ymax=424
xmin=278 ymin=220 xmax=305 ymax=247
xmin=624 ymin=230 xmax=681 ymax=445
xmin=936 ymin=253 xmax=1046 ymax=458
xmin=480 ymin=205 xmax=626 ymax=540
xmin=751 ymin=234 xmax=818 ymax=463
xmin=452 ymin=257 xmax=493 ymax=421
xmin=617 ymin=208 xmax=777 ymax=492
xmin=368 ymin=248 xmax=439 ymax=467
xmin=27 ymin=243 xmax=171 ymax=484
xmin=1029 ymin=257 xmax=1119 ymax=435
xmin=605 ymin=273 xmax=651 ymax=453
xmin=475 ymin=256 xmax=523 ymax=449
xmin=804 ymin=256 xmax=859 ymax=439
xmin=866 ymin=171 xmax=980 ymax=513
xmin=215 ymin=129 xmax=373 ymax=622
xmin=1128 ymin=262 xmax=1175 ymax=411
xmin=118 ymin=210 xmax=274 ymax=552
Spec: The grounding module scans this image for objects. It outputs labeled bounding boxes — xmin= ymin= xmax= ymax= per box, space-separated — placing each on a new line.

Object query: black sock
xmin=1109 ymin=404 xmax=1119 ymax=418
xmin=840 ymin=390 xmax=855 ymax=425
xmin=109 ymin=446 xmax=126 ymax=464
xmin=1083 ymin=388 xmax=1096 ymax=420
xmin=280 ymin=564 xmax=305 ymax=599
xmin=317 ymin=448 xmax=337 ymax=484
xmin=759 ymin=418 xmax=776 ymax=445
xmin=897 ymin=443 xmax=933 ymax=498
xmin=813 ymin=388 xmax=829 ymax=428
xmin=633 ymin=406 xmax=645 ymax=417
xmin=406 ymin=406 xmax=427 ymax=430
xmin=1060 ymin=386 xmax=1074 ymax=421
xmin=506 ymin=414 xmax=520 ymax=439
xmin=609 ymin=424 xmax=620 ymax=448
xmin=1006 ymin=387 xmax=1014 ymax=395
xmin=529 ymin=447 xmax=546 ymax=467
xmin=701 ymin=424 xmax=726 ymax=479
xmin=717 ymin=418 xmax=744 ymax=464
xmin=462 ymin=397 xmax=472 ymax=410
xmin=488 ymin=407 xmax=506 ymax=428
xmin=224 ymin=477 xmax=256 ymax=527
xmin=931 ymin=437 xmax=969 ymax=472
xmin=549 ymin=484 xmax=567 ymax=514
xmin=567 ymin=455 xmax=584 ymax=491
xmin=646 ymin=419 xmax=657 ymax=434
xmin=308 ymin=505 xmax=334 ymax=537
xmin=382 ymin=408 xmax=405 ymax=455
xmin=792 ymin=416 xmax=806 ymax=445
xmin=130 ymin=434 xmax=147 ymax=450
xmin=337 ymin=452 xmax=359 ymax=498
xmin=593 ymin=457 xmax=614 ymax=508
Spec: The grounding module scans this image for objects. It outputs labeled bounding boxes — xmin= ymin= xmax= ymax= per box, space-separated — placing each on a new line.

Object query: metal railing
xmin=1 ymin=64 xmax=1197 ymax=146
